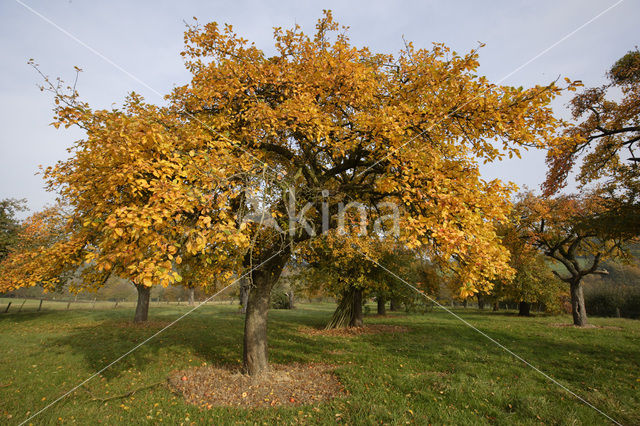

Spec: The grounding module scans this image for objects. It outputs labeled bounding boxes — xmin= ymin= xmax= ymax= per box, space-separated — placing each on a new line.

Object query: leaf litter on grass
xmin=168 ymin=363 xmax=345 ymax=408
xmin=299 ymin=324 xmax=410 ymax=337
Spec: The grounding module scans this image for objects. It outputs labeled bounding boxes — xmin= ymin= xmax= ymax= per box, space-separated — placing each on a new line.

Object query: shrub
xmin=585 ymin=285 xmax=640 ymax=319
xmin=270 ymin=289 xmax=292 ymax=309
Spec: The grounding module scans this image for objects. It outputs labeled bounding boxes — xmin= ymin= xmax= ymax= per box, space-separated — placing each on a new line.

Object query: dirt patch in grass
xmin=549 ymin=323 xmax=622 ymax=330
xmin=299 ymin=324 xmax=410 ymax=337
xmin=168 ymin=363 xmax=345 ymax=408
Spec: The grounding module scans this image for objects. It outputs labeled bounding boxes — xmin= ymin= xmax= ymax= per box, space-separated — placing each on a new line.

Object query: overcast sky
xmin=1 ymin=0 xmax=638 ymax=217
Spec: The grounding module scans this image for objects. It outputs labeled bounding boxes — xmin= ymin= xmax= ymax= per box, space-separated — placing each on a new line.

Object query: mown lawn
xmin=0 ymin=301 xmax=638 ymax=425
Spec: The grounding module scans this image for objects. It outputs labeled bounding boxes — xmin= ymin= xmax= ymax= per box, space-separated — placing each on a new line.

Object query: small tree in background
xmin=372 ymin=248 xmax=441 ymax=314
xmin=491 ymin=217 xmax=566 ymax=316
xmin=0 ymin=203 xmax=79 ymax=294
xmin=491 ymin=253 xmax=566 ymax=316
xmin=303 ymin=235 xmax=381 ymax=329
xmin=0 ymin=198 xmax=26 ymax=263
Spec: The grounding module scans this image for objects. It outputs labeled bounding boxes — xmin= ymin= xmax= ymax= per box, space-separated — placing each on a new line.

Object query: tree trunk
xmin=287 ymin=290 xmax=295 ymax=309
xmin=134 ymin=284 xmax=150 ymax=323
xmin=188 ymin=287 xmax=195 ymax=306
xmin=239 ymin=278 xmax=250 ymax=314
xmin=390 ymin=297 xmax=400 ymax=311
xmin=350 ymin=288 xmax=363 ymax=327
xmin=326 ymin=286 xmax=364 ymax=329
xmin=492 ymin=302 xmax=499 ymax=311
xmin=477 ymin=294 xmax=485 ymax=310
xmin=518 ymin=301 xmax=531 ymax=317
xmin=242 ymin=252 xmax=288 ymax=376
xmin=377 ymin=296 xmax=386 ymax=315
xmin=570 ymin=280 xmax=588 ymax=326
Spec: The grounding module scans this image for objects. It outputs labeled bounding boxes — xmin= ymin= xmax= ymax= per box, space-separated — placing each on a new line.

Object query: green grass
xmin=0 ymin=302 xmax=638 ymax=425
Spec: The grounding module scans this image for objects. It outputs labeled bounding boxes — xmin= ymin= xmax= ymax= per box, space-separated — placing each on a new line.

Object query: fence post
xmin=38 ymin=299 xmax=43 ymax=312
xmin=4 ymin=302 xmax=11 ymax=313
xmin=18 ymin=299 xmax=26 ymax=313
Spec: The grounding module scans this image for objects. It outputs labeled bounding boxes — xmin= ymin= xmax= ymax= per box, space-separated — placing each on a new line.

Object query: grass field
xmin=0 ymin=301 xmax=638 ymax=425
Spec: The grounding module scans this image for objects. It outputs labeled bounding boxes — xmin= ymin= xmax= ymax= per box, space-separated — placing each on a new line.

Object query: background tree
xmin=238 ymin=277 xmax=250 ymax=313
xmin=0 ymin=203 xmax=78 ymax=294
xmin=517 ymin=191 xmax=634 ymax=325
xmin=371 ymin=246 xmax=438 ymax=314
xmin=303 ymin=234 xmax=381 ymax=328
xmin=272 ymin=263 xmax=304 ymax=309
xmin=544 ymin=49 xmax=640 ymax=218
xmin=492 ymin=217 xmax=566 ymax=316
xmin=0 ymin=198 xmax=26 ymax=262
xmin=541 ymin=50 xmax=640 ymax=322
xmin=582 ymin=255 xmax=640 ymax=318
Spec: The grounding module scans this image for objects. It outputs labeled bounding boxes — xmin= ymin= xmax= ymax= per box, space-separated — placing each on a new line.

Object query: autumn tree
xmin=0 ymin=198 xmax=26 ymax=263
xmin=13 ymin=12 xmax=572 ymax=374
xmin=169 ymin=11 xmax=577 ymax=374
xmin=493 ymin=220 xmax=565 ymax=316
xmin=302 ymin=234 xmax=385 ymax=328
xmin=0 ymin=203 xmax=79 ymax=293
xmin=370 ymin=246 xmax=440 ymax=315
xmin=517 ymin=191 xmax=634 ymax=325
xmin=301 ymin=237 xmax=432 ymax=324
xmin=545 ymin=49 xmax=640 ymax=211
xmin=0 ymin=71 xmax=250 ymax=323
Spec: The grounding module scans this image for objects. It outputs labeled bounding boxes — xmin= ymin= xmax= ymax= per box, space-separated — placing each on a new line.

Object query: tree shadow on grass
xmin=0 ymin=310 xmax=63 ymax=324
xmin=359 ymin=316 xmax=640 ymax=393
xmin=404 ymin=312 xmax=630 ymax=348
xmin=44 ymin=306 xmax=332 ymax=381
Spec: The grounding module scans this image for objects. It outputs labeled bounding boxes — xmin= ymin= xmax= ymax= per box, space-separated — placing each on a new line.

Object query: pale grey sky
xmin=1 ymin=0 xmax=638 ymax=216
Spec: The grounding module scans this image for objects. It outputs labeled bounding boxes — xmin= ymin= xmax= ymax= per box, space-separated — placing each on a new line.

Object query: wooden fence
xmin=0 ymin=297 xmax=236 ymax=314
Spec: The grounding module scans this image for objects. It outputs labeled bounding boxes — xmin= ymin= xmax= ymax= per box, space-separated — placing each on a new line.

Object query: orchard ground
xmin=0 ymin=301 xmax=638 ymax=424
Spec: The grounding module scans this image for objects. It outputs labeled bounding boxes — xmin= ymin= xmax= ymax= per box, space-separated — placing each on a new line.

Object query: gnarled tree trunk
xmin=134 ymin=284 xmax=150 ymax=323
xmin=326 ymin=286 xmax=364 ymax=329
xmin=518 ymin=301 xmax=531 ymax=317
xmin=570 ymin=280 xmax=588 ymax=326
xmin=242 ymin=252 xmax=289 ymax=376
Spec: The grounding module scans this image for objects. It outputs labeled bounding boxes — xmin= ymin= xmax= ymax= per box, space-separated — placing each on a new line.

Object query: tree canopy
xmin=544 ymin=49 xmax=640 ymax=208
